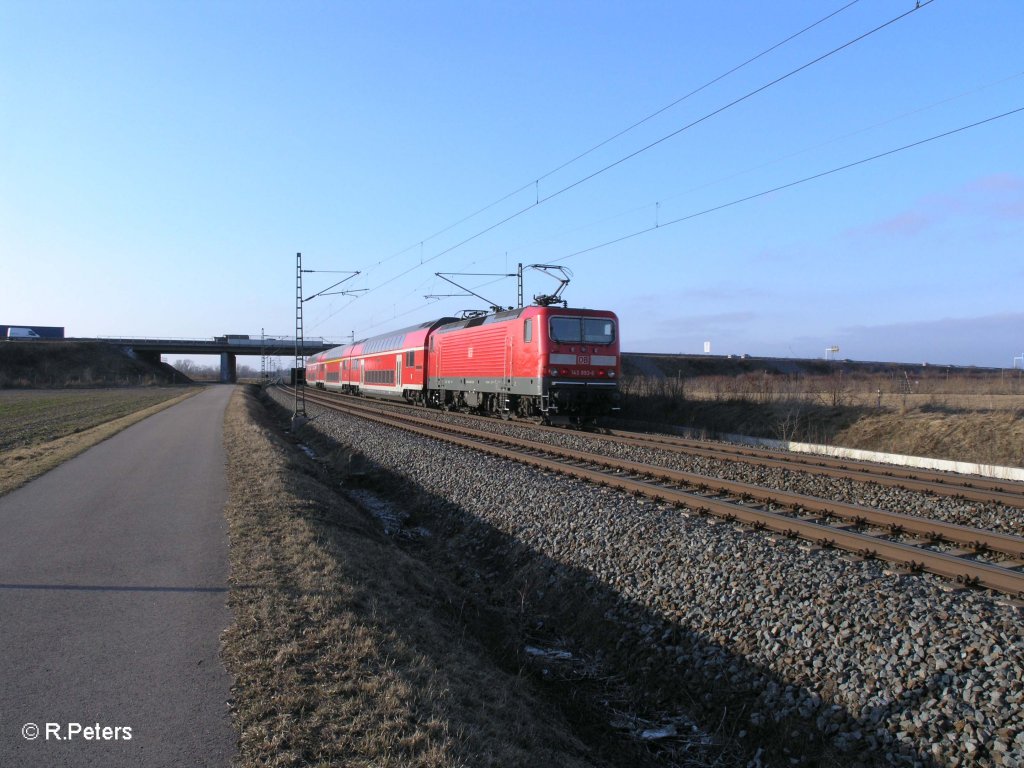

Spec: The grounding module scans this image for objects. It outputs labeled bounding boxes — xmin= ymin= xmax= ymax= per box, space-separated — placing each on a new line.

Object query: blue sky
xmin=2 ymin=0 xmax=1021 ymax=367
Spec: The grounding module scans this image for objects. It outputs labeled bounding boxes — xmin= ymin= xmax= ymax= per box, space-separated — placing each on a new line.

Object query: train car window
xmin=583 ymin=318 xmax=615 ymax=344
xmin=524 ymin=318 xmax=533 ymax=343
xmin=549 ymin=316 xmax=615 ymax=344
xmin=406 ymin=351 xmax=415 ymax=366
xmin=549 ymin=317 xmax=582 ymax=343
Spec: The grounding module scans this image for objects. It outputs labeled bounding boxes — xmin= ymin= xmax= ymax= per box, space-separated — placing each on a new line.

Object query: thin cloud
xmin=993 ymin=199 xmax=1024 ymax=219
xmin=626 ymin=286 xmax=769 ymax=306
xmin=833 ymin=312 xmax=1024 ymax=367
xmin=963 ymin=173 xmax=1024 ymax=194
xmin=844 ymin=173 xmax=1024 ymax=241
xmin=653 ymin=311 xmax=758 ymax=336
xmin=862 ymin=211 xmax=932 ymax=238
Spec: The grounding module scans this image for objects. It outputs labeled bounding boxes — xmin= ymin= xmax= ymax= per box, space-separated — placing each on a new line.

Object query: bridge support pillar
xmin=220 ymin=353 xmax=237 ymax=383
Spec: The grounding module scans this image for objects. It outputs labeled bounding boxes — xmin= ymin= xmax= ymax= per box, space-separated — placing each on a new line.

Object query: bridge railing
xmin=89 ymin=335 xmax=341 ymax=346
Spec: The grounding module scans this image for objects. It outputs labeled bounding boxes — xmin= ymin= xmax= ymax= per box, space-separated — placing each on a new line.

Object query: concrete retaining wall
xmin=720 ymin=432 xmax=1024 ymax=482
xmin=606 ymin=417 xmax=1024 ymax=482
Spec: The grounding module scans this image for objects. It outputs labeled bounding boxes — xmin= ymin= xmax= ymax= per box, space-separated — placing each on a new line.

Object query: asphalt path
xmin=0 ymin=385 xmax=236 ymax=767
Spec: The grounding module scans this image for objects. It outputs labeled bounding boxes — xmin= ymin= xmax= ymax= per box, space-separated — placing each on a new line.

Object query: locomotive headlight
xmin=549 ymin=368 xmax=559 ymax=376
xmin=607 ymin=370 xmax=616 ymax=378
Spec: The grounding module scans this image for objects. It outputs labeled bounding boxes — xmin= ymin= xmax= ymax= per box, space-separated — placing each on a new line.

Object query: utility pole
xmin=293 ymin=253 xmax=306 ymax=428
xmin=292 ymin=251 xmax=365 ymax=431
xmin=260 ymin=327 xmax=267 ymax=384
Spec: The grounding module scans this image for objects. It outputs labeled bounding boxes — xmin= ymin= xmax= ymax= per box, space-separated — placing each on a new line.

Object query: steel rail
xmin=302 ymin=391 xmax=1024 ymax=557
xmin=296 ymin=387 xmax=1024 ymax=508
xmin=292 ymin=388 xmax=1024 ymax=597
xmin=603 ymin=428 xmax=1024 ymax=503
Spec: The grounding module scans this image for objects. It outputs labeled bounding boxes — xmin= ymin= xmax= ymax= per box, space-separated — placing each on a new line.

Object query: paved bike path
xmin=0 ymin=385 xmax=236 ymax=767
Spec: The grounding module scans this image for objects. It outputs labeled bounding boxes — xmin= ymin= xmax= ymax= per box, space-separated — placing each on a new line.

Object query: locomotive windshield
xmin=548 ymin=316 xmax=615 ymax=345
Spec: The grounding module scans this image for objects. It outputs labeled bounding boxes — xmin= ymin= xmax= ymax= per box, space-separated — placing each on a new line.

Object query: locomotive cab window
xmin=549 ymin=316 xmax=615 ymax=345
xmin=524 ymin=318 xmax=533 ymax=343
xmin=583 ymin=318 xmax=614 ymax=344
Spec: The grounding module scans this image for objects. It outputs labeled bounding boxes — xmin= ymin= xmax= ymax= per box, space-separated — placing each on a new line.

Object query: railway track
xmin=285 ymin=386 xmax=1024 ymax=597
xmin=601 ymin=427 xmax=1024 ymax=508
xmin=296 ymin=387 xmax=1024 ymax=508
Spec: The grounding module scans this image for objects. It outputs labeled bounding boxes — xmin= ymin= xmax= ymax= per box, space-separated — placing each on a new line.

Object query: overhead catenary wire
xmin=531 ymin=0 xmax=865 ymax=187
xmin=311 ymin=0 xmax=935 ymax=331
xmin=552 ymin=105 xmax=1024 ymax=263
xmin=495 ymin=69 xmax=1024 ymax=261
xmin=335 ymin=0 xmax=870 ymax=283
xmin=536 ymin=0 xmax=935 ymax=206
xmin=344 ymin=105 xmax=1023 ymax=338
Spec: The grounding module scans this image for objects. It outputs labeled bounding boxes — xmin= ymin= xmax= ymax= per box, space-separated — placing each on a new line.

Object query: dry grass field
xmin=0 ymin=388 xmax=193 ymax=450
xmin=221 ymin=386 xmax=602 ymax=768
xmin=620 ymin=368 xmax=1024 ymax=468
xmin=0 ymin=387 xmax=199 ymax=496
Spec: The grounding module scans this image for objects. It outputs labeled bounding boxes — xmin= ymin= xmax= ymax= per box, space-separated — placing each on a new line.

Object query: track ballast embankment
xmin=290 ymin=386 xmax=1024 ymax=598
xmin=270 ymin=385 xmax=1024 ymax=766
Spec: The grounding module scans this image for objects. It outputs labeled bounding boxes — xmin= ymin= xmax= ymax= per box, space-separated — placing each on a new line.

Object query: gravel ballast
xmin=340 ymin=396 xmax=1024 ymax=539
xmin=273 ymin=389 xmax=1023 ymax=767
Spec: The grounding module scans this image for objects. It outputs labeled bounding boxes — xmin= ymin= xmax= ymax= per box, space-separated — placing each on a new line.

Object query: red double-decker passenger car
xmin=306 ymin=305 xmax=619 ymax=423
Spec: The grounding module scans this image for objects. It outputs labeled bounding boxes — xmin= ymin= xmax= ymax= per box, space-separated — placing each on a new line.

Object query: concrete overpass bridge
xmin=71 ymin=335 xmax=338 ymax=383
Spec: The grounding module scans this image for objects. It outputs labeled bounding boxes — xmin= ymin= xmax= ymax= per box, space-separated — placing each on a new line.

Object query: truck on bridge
xmin=2 ymin=325 xmax=65 ymax=340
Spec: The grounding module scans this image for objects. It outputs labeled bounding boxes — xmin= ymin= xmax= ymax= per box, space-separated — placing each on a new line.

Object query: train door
xmin=395 ymin=354 xmax=402 ymax=391
xmin=498 ymin=330 xmax=513 ymax=416
xmin=359 ymin=358 xmax=365 ymax=386
xmin=504 ymin=333 xmax=513 ymax=391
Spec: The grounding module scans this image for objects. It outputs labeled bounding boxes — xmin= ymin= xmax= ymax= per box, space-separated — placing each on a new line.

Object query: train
xmin=305 ymin=305 xmax=620 ymax=424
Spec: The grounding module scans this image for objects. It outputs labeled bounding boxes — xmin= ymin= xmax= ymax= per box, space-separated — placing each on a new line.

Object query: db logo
xmin=577 ymin=355 xmax=590 ymax=365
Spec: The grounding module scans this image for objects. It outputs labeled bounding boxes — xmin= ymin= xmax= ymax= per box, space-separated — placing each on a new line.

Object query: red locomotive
xmin=306 ymin=305 xmax=620 ymax=423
